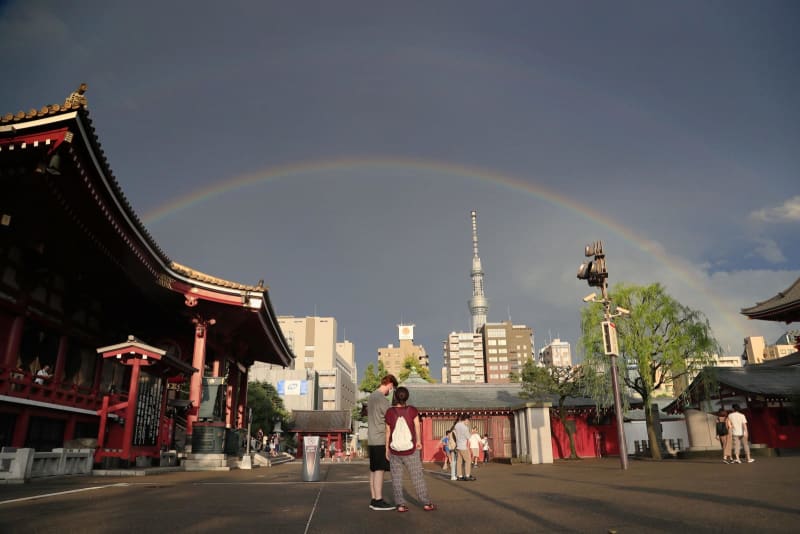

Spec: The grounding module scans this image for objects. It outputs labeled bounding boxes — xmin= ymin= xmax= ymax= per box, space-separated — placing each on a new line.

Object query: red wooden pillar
xmin=122 ymin=359 xmax=142 ymax=462
xmin=4 ymin=315 xmax=24 ymax=368
xmin=187 ymin=318 xmax=212 ymax=440
xmin=63 ymin=415 xmax=76 ymax=442
xmin=97 ymin=394 xmax=110 ymax=450
xmin=226 ymin=363 xmax=237 ymax=428
xmin=53 ymin=335 xmax=68 ymax=384
xmin=92 ymin=357 xmax=105 ymax=393
xmin=11 ymin=408 xmax=30 ymax=447
xmin=237 ymin=368 xmax=248 ymax=428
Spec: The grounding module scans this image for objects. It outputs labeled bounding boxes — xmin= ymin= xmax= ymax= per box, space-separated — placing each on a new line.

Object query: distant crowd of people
xmin=252 ymin=428 xmax=281 ymax=456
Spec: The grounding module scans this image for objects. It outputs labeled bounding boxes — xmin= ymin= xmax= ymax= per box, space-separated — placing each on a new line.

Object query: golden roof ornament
xmin=64 ymin=83 xmax=88 ymax=109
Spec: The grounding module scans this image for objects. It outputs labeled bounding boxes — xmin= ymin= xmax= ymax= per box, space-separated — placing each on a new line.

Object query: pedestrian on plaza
xmin=367 ymin=374 xmax=398 ymax=511
xmin=385 ymin=386 xmax=436 ymax=512
xmin=715 ymin=409 xmax=732 ymax=463
xmin=728 ymin=404 xmax=754 ymax=464
xmin=482 ymin=433 xmax=491 ymax=463
xmin=454 ymin=414 xmax=475 ymax=481
xmin=446 ymin=423 xmax=458 ymax=480
xmin=269 ymin=436 xmax=277 ymax=457
xmin=469 ymin=427 xmax=482 ymax=467
xmin=262 ymin=434 xmax=269 ymax=453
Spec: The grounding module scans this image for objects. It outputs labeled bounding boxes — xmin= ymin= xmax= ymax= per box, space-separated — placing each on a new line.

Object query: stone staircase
xmin=182 ymin=451 xmax=295 ymax=471
xmin=182 ymin=453 xmax=231 ymax=472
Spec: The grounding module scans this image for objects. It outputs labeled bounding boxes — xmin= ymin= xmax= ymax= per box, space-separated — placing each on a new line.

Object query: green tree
xmin=247 ymin=381 xmax=289 ymax=435
xmin=519 ymin=361 xmax=585 ymax=459
xmin=580 ymin=283 xmax=719 ymax=460
xmin=398 ymin=355 xmax=435 ymax=383
xmin=359 ymin=360 xmax=388 ymax=393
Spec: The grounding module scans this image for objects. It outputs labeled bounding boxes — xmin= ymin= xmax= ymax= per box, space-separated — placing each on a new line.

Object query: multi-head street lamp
xmin=577 ymin=241 xmax=608 ymax=287
xmin=576 ymin=239 xmax=629 ymax=470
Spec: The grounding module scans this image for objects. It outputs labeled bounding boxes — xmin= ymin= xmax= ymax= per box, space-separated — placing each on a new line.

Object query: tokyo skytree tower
xmin=468 ymin=210 xmax=488 ymax=332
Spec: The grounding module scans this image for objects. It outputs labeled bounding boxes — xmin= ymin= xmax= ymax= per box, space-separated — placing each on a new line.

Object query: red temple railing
xmin=0 ymin=365 xmax=106 ymax=412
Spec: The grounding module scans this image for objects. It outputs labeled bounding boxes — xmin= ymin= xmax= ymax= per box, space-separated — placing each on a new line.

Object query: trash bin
xmin=302 ymin=436 xmax=321 ymax=482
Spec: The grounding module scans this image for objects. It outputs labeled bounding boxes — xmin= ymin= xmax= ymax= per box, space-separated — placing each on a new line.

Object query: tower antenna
xmin=468 ymin=210 xmax=488 ymax=333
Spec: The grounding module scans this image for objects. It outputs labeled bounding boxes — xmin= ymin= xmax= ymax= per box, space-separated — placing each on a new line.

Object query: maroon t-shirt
xmin=385 ymin=405 xmax=418 ymax=456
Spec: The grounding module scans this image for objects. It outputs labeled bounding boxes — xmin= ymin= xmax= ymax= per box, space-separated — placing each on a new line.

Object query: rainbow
xmin=141 ymin=156 xmax=745 ymax=338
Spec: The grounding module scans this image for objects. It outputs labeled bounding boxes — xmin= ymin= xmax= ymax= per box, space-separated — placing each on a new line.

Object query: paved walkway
xmin=1 ymin=456 xmax=799 ymax=533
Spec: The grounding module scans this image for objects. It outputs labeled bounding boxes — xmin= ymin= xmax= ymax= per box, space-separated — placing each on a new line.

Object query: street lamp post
xmin=578 ymin=241 xmax=629 ymax=470
xmin=600 ymin=281 xmax=629 ymax=470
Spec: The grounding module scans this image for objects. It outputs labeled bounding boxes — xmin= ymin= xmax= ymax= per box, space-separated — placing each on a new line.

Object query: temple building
xmin=0 ymin=87 xmax=293 ymax=466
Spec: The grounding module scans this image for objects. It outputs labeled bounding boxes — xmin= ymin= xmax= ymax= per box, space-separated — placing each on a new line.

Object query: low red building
xmin=0 ymin=89 xmax=293 ymax=463
xmin=402 ymin=378 xmax=622 ymax=462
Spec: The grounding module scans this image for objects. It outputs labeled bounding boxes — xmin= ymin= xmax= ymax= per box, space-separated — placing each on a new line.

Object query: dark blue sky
xmin=2 ymin=1 xmax=797 ymax=377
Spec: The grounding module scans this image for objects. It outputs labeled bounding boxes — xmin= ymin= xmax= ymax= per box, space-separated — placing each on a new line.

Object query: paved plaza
xmin=1 ymin=455 xmax=799 ymax=533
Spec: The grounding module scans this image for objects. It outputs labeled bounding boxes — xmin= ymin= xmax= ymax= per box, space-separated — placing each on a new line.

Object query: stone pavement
xmin=1 ymin=456 xmax=798 ymax=533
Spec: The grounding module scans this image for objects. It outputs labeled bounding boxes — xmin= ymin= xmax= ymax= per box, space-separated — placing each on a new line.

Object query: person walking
xmin=482 ymin=433 xmax=491 ymax=464
xmin=454 ymin=414 xmax=475 ymax=481
xmin=367 ymin=374 xmax=398 ymax=510
xmin=385 ymin=387 xmax=436 ymax=512
xmin=446 ymin=423 xmax=458 ymax=481
xmin=469 ymin=427 xmax=481 ymax=467
xmin=728 ymin=404 xmax=754 ymax=464
xmin=715 ymin=409 xmax=732 ymax=463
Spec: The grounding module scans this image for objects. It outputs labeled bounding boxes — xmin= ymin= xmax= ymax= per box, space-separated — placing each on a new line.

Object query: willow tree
xmin=580 ymin=283 xmax=719 ymax=460
xmin=519 ymin=361 xmax=586 ymax=459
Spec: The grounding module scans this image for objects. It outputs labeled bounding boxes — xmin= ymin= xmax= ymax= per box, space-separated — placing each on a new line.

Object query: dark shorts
xmin=368 ymin=445 xmax=390 ymax=472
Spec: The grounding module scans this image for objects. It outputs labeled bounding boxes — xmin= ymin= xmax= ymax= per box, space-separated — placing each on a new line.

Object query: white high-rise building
xmin=250 ymin=316 xmax=356 ymax=412
xmin=540 ymin=338 xmax=572 ymax=367
xmin=443 ymin=331 xmax=485 ymax=384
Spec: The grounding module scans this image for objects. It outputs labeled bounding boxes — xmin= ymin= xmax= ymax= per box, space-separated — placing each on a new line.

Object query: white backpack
xmin=390 ymin=410 xmax=414 ymax=451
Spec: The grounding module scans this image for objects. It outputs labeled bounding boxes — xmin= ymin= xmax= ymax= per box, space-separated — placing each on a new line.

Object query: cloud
xmin=752 ymin=237 xmax=787 ymax=264
xmin=749 ymin=195 xmax=800 ymax=223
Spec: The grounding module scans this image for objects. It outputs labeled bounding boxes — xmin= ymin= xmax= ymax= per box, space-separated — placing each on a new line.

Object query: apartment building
xmin=481 ymin=321 xmax=533 ymax=383
xmin=443 ymin=331 xmax=485 ymax=384
xmin=250 ymin=316 xmax=356 ymax=412
xmin=377 ymin=324 xmax=430 ymax=376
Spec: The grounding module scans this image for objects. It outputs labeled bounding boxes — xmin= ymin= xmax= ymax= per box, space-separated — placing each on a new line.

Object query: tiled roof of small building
xmin=292 ymin=410 xmax=352 ymax=432
xmin=403 ymin=383 xmax=608 ymax=411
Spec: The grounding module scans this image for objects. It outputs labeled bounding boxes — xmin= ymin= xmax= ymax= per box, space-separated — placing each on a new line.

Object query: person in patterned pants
xmin=385 ymin=387 xmax=436 ymax=512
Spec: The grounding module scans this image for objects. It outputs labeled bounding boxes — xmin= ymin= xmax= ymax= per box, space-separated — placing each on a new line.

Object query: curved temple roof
xmin=1 ymin=89 xmax=293 ymax=367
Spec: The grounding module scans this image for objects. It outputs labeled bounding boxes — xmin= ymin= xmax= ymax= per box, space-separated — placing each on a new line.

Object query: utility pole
xmin=577 ymin=241 xmax=629 ymax=470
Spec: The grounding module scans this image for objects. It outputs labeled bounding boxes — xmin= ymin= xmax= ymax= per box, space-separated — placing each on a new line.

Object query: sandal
xmin=423 ymin=503 xmax=437 ymax=511
xmin=396 ymin=505 xmax=409 ymax=513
